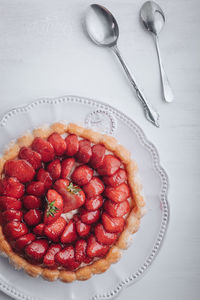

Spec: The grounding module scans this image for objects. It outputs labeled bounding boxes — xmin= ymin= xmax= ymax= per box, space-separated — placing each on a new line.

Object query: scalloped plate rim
xmin=0 ymin=95 xmax=170 ymax=300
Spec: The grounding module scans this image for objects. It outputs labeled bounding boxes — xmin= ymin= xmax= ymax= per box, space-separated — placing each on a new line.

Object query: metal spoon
xmin=140 ymin=1 xmax=174 ymax=103
xmin=85 ymin=4 xmax=159 ymax=127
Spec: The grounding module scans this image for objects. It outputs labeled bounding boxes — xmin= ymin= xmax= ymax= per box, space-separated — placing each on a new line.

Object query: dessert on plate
xmin=0 ymin=123 xmax=144 ymax=282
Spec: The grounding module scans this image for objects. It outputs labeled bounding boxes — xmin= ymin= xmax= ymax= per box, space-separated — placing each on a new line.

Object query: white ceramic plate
xmin=0 ymin=95 xmax=169 ymax=300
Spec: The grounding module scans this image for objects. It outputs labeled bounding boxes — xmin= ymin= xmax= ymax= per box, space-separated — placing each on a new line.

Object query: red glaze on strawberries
xmin=102 ymin=169 xmax=127 ymax=187
xmin=87 ymin=235 xmax=109 ymax=258
xmin=4 ymin=159 xmax=35 ymax=183
xmin=48 ymin=133 xmax=66 ymax=156
xmin=75 ymin=217 xmax=91 ymax=237
xmin=44 ymin=190 xmax=63 ymax=225
xmin=43 ymin=244 xmax=62 ymax=267
xmin=44 ymin=217 xmax=66 ymax=242
xmin=61 ymin=158 xmax=75 ymax=179
xmin=90 ymin=144 xmax=106 ymax=169
xmin=102 ymin=213 xmax=124 ymax=233
xmin=104 ymin=183 xmax=130 ymax=203
xmin=80 ymin=208 xmax=100 ymax=225
xmin=84 ymin=195 xmax=103 ymax=211
xmin=15 ymin=233 xmax=36 ymax=251
xmin=83 ymin=177 xmax=104 ymax=198
xmin=61 ymin=220 xmax=77 ymax=244
xmin=23 ymin=195 xmax=41 ymax=210
xmin=76 ymin=140 xmax=92 ymax=164
xmin=37 ymin=168 xmax=52 ymax=190
xmin=2 ymin=209 xmax=22 ymax=223
xmin=65 ymin=134 xmax=79 ymax=156
xmin=97 ymin=155 xmax=120 ymax=176
xmin=0 ymin=196 xmax=22 ymax=211
xmin=47 ymin=159 xmax=61 ymax=180
xmin=32 ymin=137 xmax=55 ymax=162
xmin=71 ymin=165 xmax=93 ymax=186
xmin=25 ymin=239 xmax=49 ymax=262
xmin=24 ymin=209 xmax=42 ymax=226
xmin=104 ymin=199 xmax=130 ymax=217
xmin=4 ymin=221 xmax=28 ymax=240
xmin=95 ymin=223 xmax=117 ymax=245
xmin=0 ymin=177 xmax=24 ymax=198
xmin=19 ymin=147 xmax=42 ymax=170
xmin=55 ymin=245 xmax=80 ymax=270
xmin=26 ymin=181 xmax=45 ymax=196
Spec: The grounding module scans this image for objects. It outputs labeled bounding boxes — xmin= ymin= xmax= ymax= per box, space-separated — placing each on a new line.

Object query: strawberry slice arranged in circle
xmin=95 ymin=223 xmax=118 ymax=245
xmin=48 ymin=132 xmax=66 ymax=156
xmin=0 ymin=177 xmax=24 ymax=199
xmin=19 ymin=147 xmax=42 ymax=170
xmin=102 ymin=212 xmax=124 ymax=233
xmin=87 ymin=235 xmax=109 ymax=258
xmin=25 ymin=239 xmax=49 ymax=262
xmin=55 ymin=245 xmax=80 ymax=270
xmin=61 ymin=219 xmax=77 ymax=244
xmin=102 ymin=168 xmax=127 ymax=187
xmin=97 ymin=155 xmax=120 ymax=176
xmin=44 ymin=190 xmax=64 ymax=224
xmin=4 ymin=159 xmax=35 ymax=183
xmin=43 ymin=243 xmax=62 ymax=267
xmin=44 ymin=217 xmax=66 ymax=242
xmin=104 ymin=183 xmax=130 ymax=203
xmin=71 ymin=165 xmax=93 ymax=186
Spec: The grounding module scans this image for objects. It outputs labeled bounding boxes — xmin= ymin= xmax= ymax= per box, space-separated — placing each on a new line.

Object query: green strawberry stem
xmin=67 ymin=182 xmax=81 ymax=195
xmin=46 ymin=197 xmax=59 ymax=217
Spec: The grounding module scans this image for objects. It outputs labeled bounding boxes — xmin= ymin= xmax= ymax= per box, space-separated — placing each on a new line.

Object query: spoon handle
xmin=154 ymin=35 xmax=174 ymax=103
xmin=112 ymin=45 xmax=159 ymax=127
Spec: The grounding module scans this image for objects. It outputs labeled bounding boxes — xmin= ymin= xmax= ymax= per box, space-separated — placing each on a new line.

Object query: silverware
xmin=140 ymin=1 xmax=174 ymax=103
xmin=85 ymin=4 xmax=159 ymax=127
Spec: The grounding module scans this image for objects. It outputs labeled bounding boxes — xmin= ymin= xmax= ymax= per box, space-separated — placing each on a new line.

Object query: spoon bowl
xmin=85 ymin=4 xmax=159 ymax=127
xmin=140 ymin=1 xmax=174 ymax=102
xmin=140 ymin=1 xmax=165 ymax=35
xmin=85 ymin=4 xmax=119 ymax=47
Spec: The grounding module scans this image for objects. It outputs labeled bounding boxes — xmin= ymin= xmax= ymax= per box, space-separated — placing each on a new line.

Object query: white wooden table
xmin=0 ymin=0 xmax=199 ymax=299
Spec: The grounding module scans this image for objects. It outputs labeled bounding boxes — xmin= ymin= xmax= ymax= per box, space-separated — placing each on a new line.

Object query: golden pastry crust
xmin=0 ymin=122 xmax=145 ymax=282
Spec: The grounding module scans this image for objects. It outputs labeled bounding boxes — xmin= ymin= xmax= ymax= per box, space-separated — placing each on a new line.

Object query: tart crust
xmin=0 ymin=123 xmax=145 ymax=282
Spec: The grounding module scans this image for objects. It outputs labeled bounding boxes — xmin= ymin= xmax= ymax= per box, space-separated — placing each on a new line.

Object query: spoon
xmin=85 ymin=4 xmax=159 ymax=127
xmin=140 ymin=1 xmax=174 ymax=103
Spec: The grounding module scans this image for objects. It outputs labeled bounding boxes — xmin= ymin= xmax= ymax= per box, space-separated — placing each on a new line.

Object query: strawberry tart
xmin=0 ymin=123 xmax=145 ymax=282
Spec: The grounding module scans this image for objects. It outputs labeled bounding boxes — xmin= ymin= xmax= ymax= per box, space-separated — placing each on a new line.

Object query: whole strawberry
xmin=44 ymin=189 xmax=63 ymax=225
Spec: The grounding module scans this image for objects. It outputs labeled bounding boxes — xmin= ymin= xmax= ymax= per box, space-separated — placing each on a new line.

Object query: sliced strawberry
xmin=61 ymin=220 xmax=77 ymax=244
xmin=43 ymin=244 xmax=62 ymax=267
xmin=61 ymin=158 xmax=75 ymax=179
xmin=75 ymin=217 xmax=91 ymax=237
xmin=24 ymin=209 xmax=42 ymax=226
xmin=83 ymin=177 xmax=104 ymax=198
xmin=71 ymin=165 xmax=93 ymax=186
xmin=48 ymin=132 xmax=66 ymax=155
xmin=0 ymin=177 xmax=24 ymax=198
xmin=75 ymin=239 xmax=92 ymax=263
xmin=19 ymin=147 xmax=42 ymax=170
xmin=87 ymin=235 xmax=109 ymax=258
xmin=95 ymin=223 xmax=117 ymax=245
xmin=104 ymin=183 xmax=130 ymax=203
xmin=33 ymin=223 xmax=45 ymax=236
xmin=84 ymin=195 xmax=103 ymax=211
xmin=65 ymin=134 xmax=79 ymax=156
xmin=2 ymin=209 xmax=22 ymax=223
xmin=97 ymin=155 xmax=120 ymax=176
xmin=54 ymin=180 xmax=85 ymax=213
xmin=102 ymin=213 xmax=124 ymax=233
xmin=104 ymin=199 xmax=130 ymax=217
xmin=25 ymin=239 xmax=49 ymax=262
xmin=0 ymin=196 xmax=22 ymax=211
xmin=80 ymin=208 xmax=100 ymax=225
xmin=4 ymin=159 xmax=35 ymax=183
xmin=90 ymin=144 xmax=106 ymax=169
xmin=23 ymin=195 xmax=41 ymax=210
xmin=26 ymin=181 xmax=45 ymax=196
xmin=15 ymin=233 xmax=36 ymax=251
xmin=32 ymin=137 xmax=55 ymax=162
xmin=47 ymin=159 xmax=61 ymax=180
xmin=44 ymin=217 xmax=66 ymax=242
xmin=4 ymin=221 xmax=28 ymax=240
xmin=75 ymin=140 xmax=92 ymax=163
xmin=55 ymin=245 xmax=80 ymax=270
xmin=102 ymin=169 xmax=127 ymax=187
xmin=37 ymin=168 xmax=52 ymax=190
xmin=44 ymin=189 xmax=63 ymax=224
